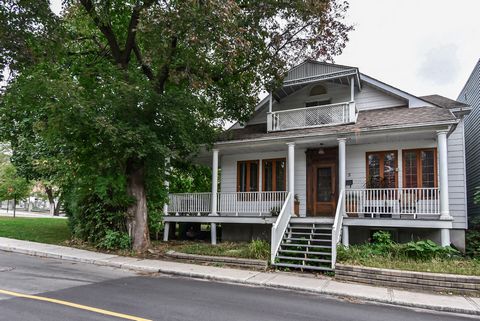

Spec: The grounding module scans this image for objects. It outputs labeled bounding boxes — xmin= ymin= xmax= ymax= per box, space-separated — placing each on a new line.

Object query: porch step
xmin=274 ymin=262 xmax=332 ymax=272
xmin=280 ymin=243 xmax=331 ymax=249
xmin=286 ymin=231 xmax=331 ymax=236
xmin=283 ymin=237 xmax=331 ymax=243
xmin=287 ymin=225 xmax=331 ymax=231
xmin=278 ymin=249 xmax=332 ymax=256
xmin=273 ymin=221 xmax=336 ymax=272
xmin=276 ymin=256 xmax=330 ymax=263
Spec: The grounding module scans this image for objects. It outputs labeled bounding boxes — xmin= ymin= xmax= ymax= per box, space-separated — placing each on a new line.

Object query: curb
xmin=0 ymin=243 xmax=478 ymax=317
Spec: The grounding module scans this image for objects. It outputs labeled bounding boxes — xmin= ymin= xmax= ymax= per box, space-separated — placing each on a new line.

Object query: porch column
xmin=342 ymin=226 xmax=349 ymax=247
xmin=287 ymin=143 xmax=295 ymax=213
xmin=440 ymin=228 xmax=451 ymax=247
xmin=338 ymin=138 xmax=347 ymax=215
xmin=350 ymin=77 xmax=355 ymax=101
xmin=437 ymin=130 xmax=451 ymax=220
xmin=163 ymin=157 xmax=170 ymax=242
xmin=210 ymin=149 xmax=219 ymax=245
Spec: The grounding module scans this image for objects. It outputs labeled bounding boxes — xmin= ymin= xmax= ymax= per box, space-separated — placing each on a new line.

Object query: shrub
xmin=98 ymin=230 xmax=131 ymax=250
xmin=247 ymin=239 xmax=270 ymax=260
xmin=466 ymin=216 xmax=480 ymax=258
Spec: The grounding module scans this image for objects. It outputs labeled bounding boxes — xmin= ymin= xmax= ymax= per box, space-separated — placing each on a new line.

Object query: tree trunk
xmin=13 ymin=197 xmax=16 ymax=218
xmin=45 ymin=186 xmax=58 ymax=216
xmin=126 ymin=161 xmax=150 ymax=252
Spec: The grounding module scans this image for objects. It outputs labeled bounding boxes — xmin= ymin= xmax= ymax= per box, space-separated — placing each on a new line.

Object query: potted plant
xmin=294 ymin=194 xmax=300 ymax=216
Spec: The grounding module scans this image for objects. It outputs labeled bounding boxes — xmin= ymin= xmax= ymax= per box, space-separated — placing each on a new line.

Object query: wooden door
xmin=312 ymin=163 xmax=336 ymax=216
xmin=306 ymin=148 xmax=338 ymax=216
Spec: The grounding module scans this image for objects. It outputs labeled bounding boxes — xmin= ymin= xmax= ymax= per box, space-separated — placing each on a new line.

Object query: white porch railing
xmin=270 ymin=192 xmax=293 ymax=262
xmin=168 ymin=191 xmax=288 ymax=216
xmin=268 ymin=101 xmax=356 ymax=132
xmin=345 ymin=188 xmax=440 ymax=218
xmin=331 ymin=189 xmax=345 ymax=269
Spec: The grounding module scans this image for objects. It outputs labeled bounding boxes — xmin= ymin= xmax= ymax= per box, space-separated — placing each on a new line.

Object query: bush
xmin=466 ymin=216 xmax=480 ymax=258
xmin=338 ymin=230 xmax=460 ymax=263
xmin=247 ymin=240 xmax=270 ymax=260
xmin=98 ymin=230 xmax=131 ymax=250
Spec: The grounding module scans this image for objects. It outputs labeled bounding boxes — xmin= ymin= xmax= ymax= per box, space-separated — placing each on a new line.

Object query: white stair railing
xmin=331 ymin=189 xmax=345 ymax=269
xmin=270 ymin=192 xmax=293 ymax=263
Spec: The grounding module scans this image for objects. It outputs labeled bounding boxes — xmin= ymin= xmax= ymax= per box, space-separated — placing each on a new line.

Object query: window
xmin=402 ymin=149 xmax=437 ymax=188
xmin=309 ymin=84 xmax=327 ymax=96
xmin=237 ymin=160 xmax=259 ymax=192
xmin=366 ymin=151 xmax=398 ymax=188
xmin=262 ymin=158 xmax=286 ymax=191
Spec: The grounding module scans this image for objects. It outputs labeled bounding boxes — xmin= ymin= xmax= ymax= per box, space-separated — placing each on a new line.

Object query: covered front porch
xmin=163 ymin=125 xmax=454 ymax=250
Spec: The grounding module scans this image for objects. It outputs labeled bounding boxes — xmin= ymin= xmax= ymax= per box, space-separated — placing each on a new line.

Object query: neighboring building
xmin=164 ymin=60 xmax=471 ymax=271
xmin=458 ymin=59 xmax=480 ymax=219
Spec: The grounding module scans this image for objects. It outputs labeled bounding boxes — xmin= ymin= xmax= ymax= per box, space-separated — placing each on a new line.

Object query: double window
xmin=365 ymin=149 xmax=437 ymax=189
xmin=237 ymin=158 xmax=286 ymax=192
xmin=403 ymin=149 xmax=437 ymax=188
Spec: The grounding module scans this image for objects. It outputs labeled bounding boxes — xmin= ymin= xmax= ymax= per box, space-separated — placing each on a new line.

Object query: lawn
xmin=0 ymin=217 xmax=71 ymax=245
xmin=153 ymin=240 xmax=270 ymax=261
xmin=338 ymin=255 xmax=480 ymax=276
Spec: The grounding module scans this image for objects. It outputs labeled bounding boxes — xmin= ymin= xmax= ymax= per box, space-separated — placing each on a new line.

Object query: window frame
xmin=236 ymin=160 xmax=259 ymax=192
xmin=402 ymin=148 xmax=438 ymax=188
xmin=365 ymin=150 xmax=399 ymax=188
xmin=262 ymin=158 xmax=287 ymax=192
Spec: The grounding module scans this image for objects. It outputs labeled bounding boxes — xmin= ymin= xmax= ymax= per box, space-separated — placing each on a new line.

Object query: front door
xmin=306 ymin=148 xmax=338 ymax=216
xmin=313 ymin=163 xmax=336 ymax=216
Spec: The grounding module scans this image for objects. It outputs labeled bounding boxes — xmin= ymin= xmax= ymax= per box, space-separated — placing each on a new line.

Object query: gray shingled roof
xmin=218 ymin=106 xmax=455 ymax=142
xmin=420 ymin=95 xmax=470 ymax=109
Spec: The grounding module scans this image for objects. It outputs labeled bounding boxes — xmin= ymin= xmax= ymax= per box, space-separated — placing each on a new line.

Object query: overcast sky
xmin=49 ymin=0 xmax=480 ymax=100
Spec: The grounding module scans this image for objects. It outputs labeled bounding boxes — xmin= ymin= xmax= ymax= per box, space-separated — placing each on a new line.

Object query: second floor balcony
xmin=267 ymin=101 xmax=357 ymax=132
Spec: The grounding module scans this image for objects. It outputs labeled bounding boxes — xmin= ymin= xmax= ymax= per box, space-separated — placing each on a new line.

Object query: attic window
xmin=309 ymin=84 xmax=327 ymax=96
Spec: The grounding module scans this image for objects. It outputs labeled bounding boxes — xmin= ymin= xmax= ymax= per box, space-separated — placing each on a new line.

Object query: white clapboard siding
xmin=458 ymin=59 xmax=480 ymax=219
xmin=447 ymin=120 xmax=467 ymax=229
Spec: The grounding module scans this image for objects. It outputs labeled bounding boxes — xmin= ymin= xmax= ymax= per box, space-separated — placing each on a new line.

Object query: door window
xmin=317 ymin=167 xmax=332 ymax=202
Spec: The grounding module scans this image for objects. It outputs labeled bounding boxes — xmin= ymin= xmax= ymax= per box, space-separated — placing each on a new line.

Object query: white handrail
xmin=331 ymin=189 xmax=345 ymax=269
xmin=270 ymin=192 xmax=293 ymax=263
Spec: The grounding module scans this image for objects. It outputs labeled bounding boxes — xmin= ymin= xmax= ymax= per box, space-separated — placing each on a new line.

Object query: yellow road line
xmin=0 ymin=289 xmax=152 ymax=321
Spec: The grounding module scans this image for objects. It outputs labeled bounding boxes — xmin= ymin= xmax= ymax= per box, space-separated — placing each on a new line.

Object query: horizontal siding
xmin=355 ymin=84 xmax=406 ymax=110
xmin=458 ymin=60 xmax=480 ymax=218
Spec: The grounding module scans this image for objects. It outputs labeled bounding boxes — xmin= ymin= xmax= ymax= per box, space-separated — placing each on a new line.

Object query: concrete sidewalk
xmin=0 ymin=237 xmax=478 ymax=316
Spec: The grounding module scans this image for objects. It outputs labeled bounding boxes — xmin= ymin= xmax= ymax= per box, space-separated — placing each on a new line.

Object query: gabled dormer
xmin=241 ymin=60 xmax=438 ymax=133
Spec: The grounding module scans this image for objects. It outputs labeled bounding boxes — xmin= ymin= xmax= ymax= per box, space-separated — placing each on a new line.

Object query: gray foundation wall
xmin=221 ymin=224 xmax=270 ymax=242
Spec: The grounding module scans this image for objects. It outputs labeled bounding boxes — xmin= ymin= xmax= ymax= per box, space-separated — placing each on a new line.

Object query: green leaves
xmin=0 ymin=163 xmax=31 ymax=202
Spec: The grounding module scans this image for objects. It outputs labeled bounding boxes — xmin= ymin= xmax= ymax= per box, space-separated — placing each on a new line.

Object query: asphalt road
xmin=0 ymin=251 xmax=475 ymax=321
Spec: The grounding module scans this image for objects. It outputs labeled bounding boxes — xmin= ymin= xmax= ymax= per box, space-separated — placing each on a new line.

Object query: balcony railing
xmin=267 ymin=101 xmax=356 ymax=132
xmin=345 ymin=188 xmax=440 ymax=219
xmin=168 ymin=191 xmax=288 ymax=216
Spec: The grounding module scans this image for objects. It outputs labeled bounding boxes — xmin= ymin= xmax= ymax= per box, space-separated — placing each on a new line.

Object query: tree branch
xmin=79 ymin=0 xmax=123 ymax=65
xmin=123 ymin=0 xmax=155 ymax=64
xmin=156 ymin=36 xmax=178 ymax=93
xmin=133 ymin=41 xmax=154 ymax=81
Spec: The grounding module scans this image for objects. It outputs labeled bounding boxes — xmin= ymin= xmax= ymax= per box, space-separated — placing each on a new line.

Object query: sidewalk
xmin=0 ymin=209 xmax=67 ymax=219
xmin=0 ymin=237 xmax=478 ymax=316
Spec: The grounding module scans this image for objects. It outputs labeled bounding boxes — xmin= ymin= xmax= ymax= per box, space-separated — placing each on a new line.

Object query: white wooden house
xmin=164 ymin=61 xmax=471 ymax=271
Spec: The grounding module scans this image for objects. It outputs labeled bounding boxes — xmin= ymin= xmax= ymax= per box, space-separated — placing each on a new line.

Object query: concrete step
xmin=274 ymin=262 xmax=332 ymax=272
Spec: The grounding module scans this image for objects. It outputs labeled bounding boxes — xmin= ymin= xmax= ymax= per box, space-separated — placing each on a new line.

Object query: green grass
xmin=167 ymin=240 xmax=270 ymax=260
xmin=339 ymin=256 xmax=480 ymax=276
xmin=0 ymin=217 xmax=71 ymax=245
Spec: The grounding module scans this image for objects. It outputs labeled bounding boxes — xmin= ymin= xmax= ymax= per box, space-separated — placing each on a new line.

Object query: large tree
xmin=0 ymin=0 xmax=352 ymax=251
